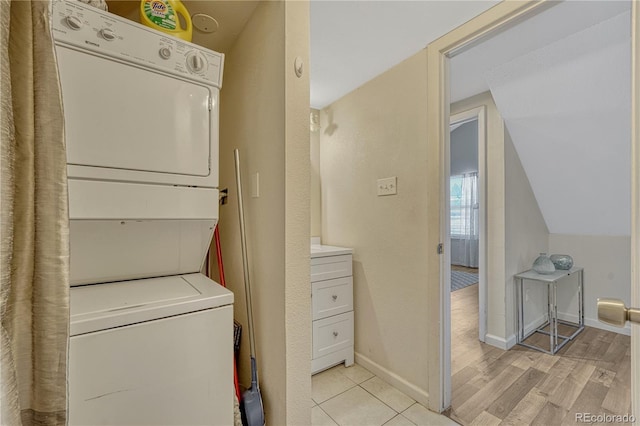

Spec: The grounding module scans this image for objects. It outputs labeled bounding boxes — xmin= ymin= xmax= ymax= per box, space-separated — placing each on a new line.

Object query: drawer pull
xmin=332 ymin=295 xmax=338 ymax=301
xmin=333 ymin=331 xmax=339 ymax=338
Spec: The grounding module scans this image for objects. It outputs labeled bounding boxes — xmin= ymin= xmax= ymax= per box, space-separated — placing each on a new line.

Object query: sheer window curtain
xmin=451 ymin=172 xmax=479 ymax=268
xmin=1 ymin=1 xmax=70 ymax=425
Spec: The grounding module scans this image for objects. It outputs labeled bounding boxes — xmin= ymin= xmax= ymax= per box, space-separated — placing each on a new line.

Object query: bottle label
xmin=143 ymin=0 xmax=177 ymax=31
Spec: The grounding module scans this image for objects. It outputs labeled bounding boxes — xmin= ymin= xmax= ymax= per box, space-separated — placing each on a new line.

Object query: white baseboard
xmin=557 ymin=312 xmax=630 ymax=336
xmin=523 ymin=315 xmax=548 ymax=336
xmin=484 ymin=315 xmax=547 ymax=350
xmin=354 ymin=352 xmax=429 ymax=407
xmin=489 ymin=313 xmax=630 ymax=353
xmin=484 ymin=333 xmax=516 ymax=350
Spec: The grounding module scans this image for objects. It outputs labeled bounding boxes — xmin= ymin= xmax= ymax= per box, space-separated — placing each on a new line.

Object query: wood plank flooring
xmin=449 ymin=283 xmax=631 ymax=425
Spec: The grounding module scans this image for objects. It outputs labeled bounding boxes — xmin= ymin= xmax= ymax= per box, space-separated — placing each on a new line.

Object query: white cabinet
xmin=311 ymin=245 xmax=354 ymax=374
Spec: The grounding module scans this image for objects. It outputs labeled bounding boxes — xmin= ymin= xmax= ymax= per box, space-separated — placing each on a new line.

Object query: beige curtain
xmin=1 ymin=0 xmax=70 ymax=425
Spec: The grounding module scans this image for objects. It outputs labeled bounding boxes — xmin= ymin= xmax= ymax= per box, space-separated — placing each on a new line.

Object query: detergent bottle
xmin=140 ymin=0 xmax=192 ymax=42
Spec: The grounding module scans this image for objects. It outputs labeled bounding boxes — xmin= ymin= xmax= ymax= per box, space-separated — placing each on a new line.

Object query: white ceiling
xmin=309 ymin=0 xmax=499 ymax=109
xmin=450 ymin=0 xmax=631 ymax=103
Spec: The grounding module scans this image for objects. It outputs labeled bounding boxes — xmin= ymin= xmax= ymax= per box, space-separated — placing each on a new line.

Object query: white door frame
xmin=442 ymin=108 xmax=487 ymax=411
xmin=449 ymin=107 xmax=487 ymax=344
xmin=423 ymin=0 xmax=640 ymax=413
xmin=630 ymin=0 xmax=639 ymax=418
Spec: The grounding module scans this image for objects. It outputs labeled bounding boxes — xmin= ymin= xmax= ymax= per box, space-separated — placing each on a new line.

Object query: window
xmin=450 ymin=175 xmax=464 ymax=236
xmin=450 ymin=173 xmax=478 ymax=237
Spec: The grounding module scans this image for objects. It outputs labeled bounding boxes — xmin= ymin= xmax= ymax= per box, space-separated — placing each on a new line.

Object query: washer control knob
xmin=99 ymin=28 xmax=116 ymax=41
xmin=65 ymin=15 xmax=83 ymax=31
xmin=159 ymin=47 xmax=172 ymax=60
xmin=186 ymin=51 xmax=207 ymax=73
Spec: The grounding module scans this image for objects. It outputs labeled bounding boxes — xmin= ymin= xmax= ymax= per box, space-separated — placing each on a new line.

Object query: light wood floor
xmin=451 ymin=265 xmax=479 ymax=274
xmin=449 ymin=283 xmax=631 ymax=425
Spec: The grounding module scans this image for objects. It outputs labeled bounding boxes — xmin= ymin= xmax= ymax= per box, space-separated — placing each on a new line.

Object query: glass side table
xmin=515 ymin=267 xmax=584 ymax=354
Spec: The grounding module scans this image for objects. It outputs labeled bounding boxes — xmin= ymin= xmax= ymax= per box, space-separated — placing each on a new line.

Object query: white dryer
xmin=52 ymin=1 xmax=233 ymax=424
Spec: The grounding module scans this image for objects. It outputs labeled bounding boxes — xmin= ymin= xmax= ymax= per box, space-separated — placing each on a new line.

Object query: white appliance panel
xmin=70 ymin=273 xmax=233 ymax=335
xmin=52 ymin=0 xmax=223 ymax=88
xmin=68 ymin=179 xmax=218 ymax=220
xmin=58 ymin=46 xmax=211 ymax=178
xmin=69 ymin=220 xmax=215 ymax=285
xmin=69 ymin=307 xmax=233 ymax=425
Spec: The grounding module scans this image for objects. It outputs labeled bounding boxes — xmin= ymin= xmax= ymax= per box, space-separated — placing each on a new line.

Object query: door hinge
xmin=437 ymin=243 xmax=444 ymax=254
xmin=208 ymin=97 xmax=213 ymax=111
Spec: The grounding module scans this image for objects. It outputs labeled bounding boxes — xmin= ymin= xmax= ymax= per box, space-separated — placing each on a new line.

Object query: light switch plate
xmin=377 ymin=176 xmax=397 ymax=196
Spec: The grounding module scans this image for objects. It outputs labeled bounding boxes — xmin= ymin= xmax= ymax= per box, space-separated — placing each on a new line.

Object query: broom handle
xmin=234 ymin=149 xmax=257 ymax=360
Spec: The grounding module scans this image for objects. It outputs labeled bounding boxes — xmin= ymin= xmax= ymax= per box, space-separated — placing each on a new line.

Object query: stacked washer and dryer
xmin=52 ymin=1 xmax=233 ymax=424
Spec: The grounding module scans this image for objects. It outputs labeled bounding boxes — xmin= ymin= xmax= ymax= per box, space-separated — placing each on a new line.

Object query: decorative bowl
xmin=550 ymin=254 xmax=573 ymax=270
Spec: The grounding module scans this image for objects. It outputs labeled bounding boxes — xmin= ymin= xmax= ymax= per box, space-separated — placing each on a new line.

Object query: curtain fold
xmin=451 ymin=172 xmax=479 ymax=268
xmin=1 ymin=1 xmax=70 ymax=425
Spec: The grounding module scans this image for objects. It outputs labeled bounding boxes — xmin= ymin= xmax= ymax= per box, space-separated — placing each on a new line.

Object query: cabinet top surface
xmin=311 ymin=244 xmax=353 ymax=258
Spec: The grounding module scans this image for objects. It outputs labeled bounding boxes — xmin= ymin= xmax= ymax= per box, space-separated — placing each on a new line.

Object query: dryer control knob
xmin=159 ymin=47 xmax=172 ymax=60
xmin=186 ymin=52 xmax=207 ymax=73
xmin=65 ymin=15 xmax=83 ymax=31
xmin=99 ymin=28 xmax=116 ymax=41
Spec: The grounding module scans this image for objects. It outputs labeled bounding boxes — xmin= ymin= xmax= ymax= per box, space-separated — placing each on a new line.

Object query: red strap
xmin=214 ymin=225 xmax=240 ymax=401
xmin=214 ymin=226 xmax=226 ymax=287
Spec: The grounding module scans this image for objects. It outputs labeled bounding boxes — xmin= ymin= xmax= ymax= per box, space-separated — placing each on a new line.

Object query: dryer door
xmin=57 ymin=46 xmax=217 ymax=187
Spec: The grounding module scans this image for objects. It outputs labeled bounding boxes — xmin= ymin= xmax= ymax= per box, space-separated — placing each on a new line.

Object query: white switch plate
xmin=377 ymin=176 xmax=397 ymax=196
xmin=251 ymin=173 xmax=259 ymax=198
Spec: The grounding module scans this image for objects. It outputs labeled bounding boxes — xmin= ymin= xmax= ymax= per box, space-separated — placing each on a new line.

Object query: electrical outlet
xmin=377 ymin=177 xmax=397 ymax=196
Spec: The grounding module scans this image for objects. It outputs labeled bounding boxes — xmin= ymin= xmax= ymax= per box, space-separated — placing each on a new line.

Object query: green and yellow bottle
xmin=140 ymin=0 xmax=192 ymax=42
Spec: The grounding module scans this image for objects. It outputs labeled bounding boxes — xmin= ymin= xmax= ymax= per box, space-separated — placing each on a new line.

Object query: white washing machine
xmin=52 ymin=1 xmax=233 ymax=424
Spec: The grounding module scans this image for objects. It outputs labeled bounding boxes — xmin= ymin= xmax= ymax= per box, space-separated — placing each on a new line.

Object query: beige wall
xmin=549 ymin=234 xmax=631 ymax=335
xmin=217 ymin=1 xmax=310 ymax=424
xmin=320 ymin=51 xmax=430 ymax=403
xmin=504 ymin=127 xmax=549 ymax=341
xmin=284 ymin=1 xmax=311 ymax=423
xmin=311 ymin=108 xmax=322 ymax=237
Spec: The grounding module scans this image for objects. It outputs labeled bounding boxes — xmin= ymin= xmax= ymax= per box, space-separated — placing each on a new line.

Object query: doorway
xmin=448 ymin=109 xmax=490 ymax=420
xmin=448 ymin=108 xmax=487 ymax=349
xmin=424 ymin=0 xmax=638 ymax=418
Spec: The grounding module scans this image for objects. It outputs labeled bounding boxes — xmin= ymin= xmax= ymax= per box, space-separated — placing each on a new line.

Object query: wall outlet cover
xmin=377 ymin=177 xmax=397 ymax=196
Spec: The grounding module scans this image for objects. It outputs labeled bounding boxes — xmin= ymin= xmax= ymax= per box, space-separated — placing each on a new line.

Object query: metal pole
xmin=234 ymin=149 xmax=257 ymax=361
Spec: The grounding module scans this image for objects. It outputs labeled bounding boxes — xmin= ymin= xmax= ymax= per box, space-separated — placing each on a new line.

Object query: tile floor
xmin=311 ymin=363 xmax=458 ymax=426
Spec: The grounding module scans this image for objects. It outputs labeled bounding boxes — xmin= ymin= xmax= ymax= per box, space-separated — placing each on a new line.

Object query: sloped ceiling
xmin=310 ymin=0 xmax=499 ymax=109
xmin=486 ymin=10 xmax=631 ymax=236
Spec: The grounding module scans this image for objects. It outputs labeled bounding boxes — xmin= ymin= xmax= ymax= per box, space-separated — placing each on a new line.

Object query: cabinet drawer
xmin=312 ymin=277 xmax=353 ymax=320
xmin=312 ymin=311 xmax=353 ymax=359
xmin=311 ymin=255 xmax=352 ymax=282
